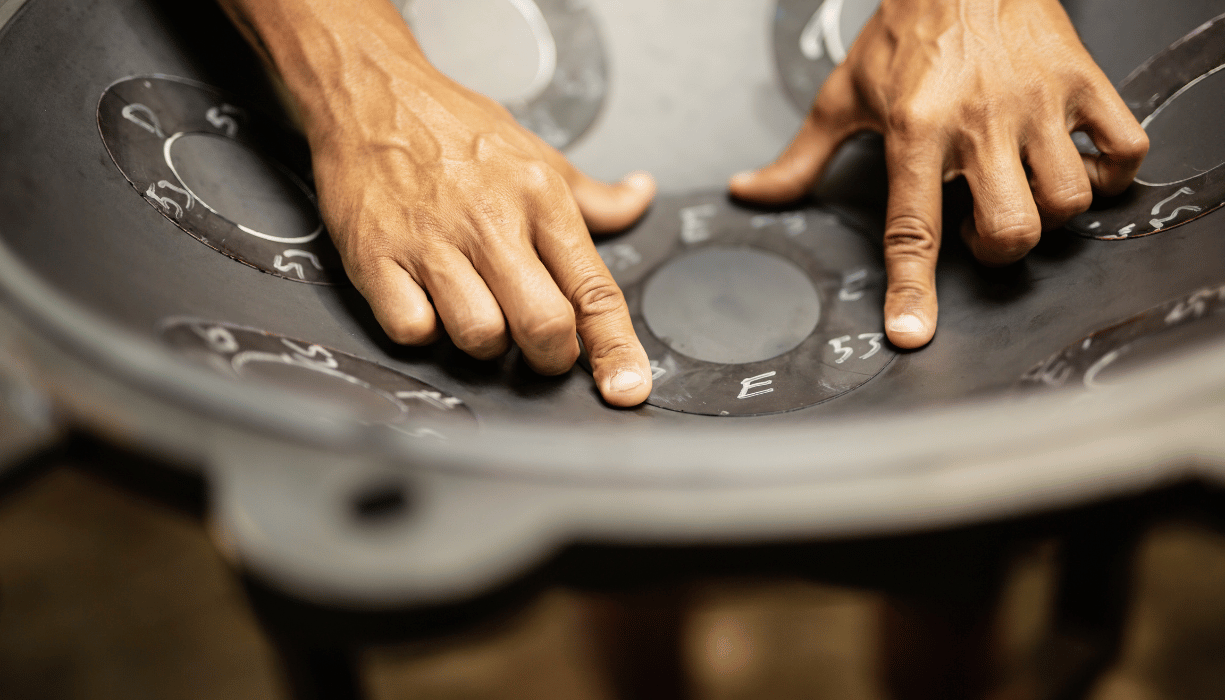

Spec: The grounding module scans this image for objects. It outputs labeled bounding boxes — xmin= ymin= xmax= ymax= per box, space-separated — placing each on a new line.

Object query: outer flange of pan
xmin=4 ymin=0 xmax=1225 ymax=611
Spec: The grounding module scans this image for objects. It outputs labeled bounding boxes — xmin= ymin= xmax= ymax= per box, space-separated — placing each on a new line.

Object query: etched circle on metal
xmin=400 ymin=0 xmax=607 ymax=150
xmin=1019 ymin=284 xmax=1225 ymax=391
xmin=772 ymin=0 xmax=879 ymax=114
xmin=98 ymin=76 xmax=344 ymax=284
xmin=598 ymin=194 xmax=894 ymax=417
xmin=642 ymin=247 xmax=822 ymax=365
xmin=1068 ymin=13 xmax=1225 ymax=240
xmin=162 ymin=319 xmax=476 ymax=439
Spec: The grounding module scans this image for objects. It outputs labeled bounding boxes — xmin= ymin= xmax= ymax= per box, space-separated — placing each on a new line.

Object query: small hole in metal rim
xmin=352 ymin=482 xmax=411 ymax=524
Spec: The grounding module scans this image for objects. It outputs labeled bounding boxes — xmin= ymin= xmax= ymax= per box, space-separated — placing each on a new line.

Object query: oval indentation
xmin=642 ymin=246 xmax=821 ymax=365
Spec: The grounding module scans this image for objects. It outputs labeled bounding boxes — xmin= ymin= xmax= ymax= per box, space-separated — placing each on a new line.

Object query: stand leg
xmin=1040 ymin=507 xmax=1140 ymax=700
xmin=580 ymin=587 xmax=690 ymax=700
xmin=269 ymin=637 xmax=365 ymax=700
xmin=881 ymin=593 xmax=998 ymax=700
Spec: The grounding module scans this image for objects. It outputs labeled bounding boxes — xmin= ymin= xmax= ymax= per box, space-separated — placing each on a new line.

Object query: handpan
xmin=1 ymin=0 xmax=1225 ymax=607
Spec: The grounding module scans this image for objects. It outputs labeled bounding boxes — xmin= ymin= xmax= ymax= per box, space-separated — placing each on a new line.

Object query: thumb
xmin=729 ymin=66 xmax=860 ymax=204
xmin=536 ymin=139 xmax=656 ymax=235
xmin=569 ymin=170 xmax=657 ymax=234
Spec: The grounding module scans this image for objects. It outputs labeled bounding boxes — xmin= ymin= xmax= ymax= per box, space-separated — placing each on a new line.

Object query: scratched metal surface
xmin=1 ymin=0 xmax=1225 ymax=431
xmin=2 ymin=0 xmax=1225 ymax=608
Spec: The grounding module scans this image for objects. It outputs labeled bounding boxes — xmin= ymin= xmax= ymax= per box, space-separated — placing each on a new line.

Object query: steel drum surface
xmin=1 ymin=0 xmax=1225 ymax=605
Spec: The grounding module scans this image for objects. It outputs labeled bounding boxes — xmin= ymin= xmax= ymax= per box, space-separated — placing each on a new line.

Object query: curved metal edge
xmin=216 ymin=343 xmax=1225 ymax=607
xmin=96 ymin=74 xmax=344 ymax=284
xmin=0 ymin=229 xmax=373 ymax=464
xmin=1 ymin=0 xmax=1222 ymax=608
xmin=4 ymin=125 xmax=1225 ymax=608
xmin=2 ymin=188 xmax=1224 ymax=490
xmin=772 ymin=0 xmax=879 ymax=115
xmin=0 ymin=0 xmax=29 ymax=34
xmin=398 ymin=0 xmax=607 ymax=150
xmin=505 ymin=0 xmax=608 ymax=150
xmin=1068 ymin=12 xmax=1225 ymax=240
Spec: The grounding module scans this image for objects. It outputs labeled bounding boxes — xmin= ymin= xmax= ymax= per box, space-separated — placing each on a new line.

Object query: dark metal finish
xmin=1020 ymin=284 xmax=1225 ymax=391
xmin=162 ymin=319 xmax=476 ymax=438
xmin=773 ymin=0 xmax=878 ymax=114
xmin=1 ymin=0 xmax=1225 ymax=618
xmin=1068 ymin=13 xmax=1225 ymax=240
xmin=602 ymin=193 xmax=893 ymax=416
xmin=98 ymin=76 xmax=343 ymax=284
xmin=401 ymin=0 xmax=608 ymax=150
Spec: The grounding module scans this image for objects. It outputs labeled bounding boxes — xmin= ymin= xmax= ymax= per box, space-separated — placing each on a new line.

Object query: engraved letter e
xmin=738 ymin=371 xmax=776 ymax=399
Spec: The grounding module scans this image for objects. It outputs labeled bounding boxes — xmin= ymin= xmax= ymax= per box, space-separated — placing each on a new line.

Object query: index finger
xmin=533 ymin=196 xmax=652 ymax=407
xmin=882 ymin=137 xmax=944 ymax=349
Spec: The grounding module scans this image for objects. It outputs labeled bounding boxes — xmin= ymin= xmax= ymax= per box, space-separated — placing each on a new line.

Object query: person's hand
xmin=220 ymin=0 xmax=656 ymax=406
xmin=730 ymin=0 xmax=1148 ymax=348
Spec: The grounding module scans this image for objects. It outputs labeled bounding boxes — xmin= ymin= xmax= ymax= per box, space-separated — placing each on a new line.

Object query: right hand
xmin=730 ymin=0 xmax=1148 ymax=349
xmin=224 ymin=0 xmax=657 ymax=406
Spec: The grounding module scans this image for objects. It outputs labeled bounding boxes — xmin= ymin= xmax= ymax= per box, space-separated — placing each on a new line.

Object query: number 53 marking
xmin=828 ymin=333 xmax=883 ymax=364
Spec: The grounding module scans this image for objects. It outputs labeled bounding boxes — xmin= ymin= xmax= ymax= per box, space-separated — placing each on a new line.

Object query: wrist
xmin=221 ymin=0 xmax=441 ymax=141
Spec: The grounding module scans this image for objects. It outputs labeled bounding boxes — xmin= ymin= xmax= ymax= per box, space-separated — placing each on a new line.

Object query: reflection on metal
xmin=506 ymin=0 xmax=558 ymax=103
xmin=1135 ymin=63 xmax=1225 ymax=186
xmin=0 ymin=0 xmax=29 ymax=33
xmin=399 ymin=0 xmax=607 ymax=149
xmin=773 ymin=0 xmax=879 ymax=113
xmin=799 ymin=0 xmax=846 ymax=63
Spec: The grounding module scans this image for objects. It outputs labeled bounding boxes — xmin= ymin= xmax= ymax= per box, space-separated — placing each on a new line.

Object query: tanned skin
xmin=220 ymin=0 xmax=1147 ymax=405
xmin=219 ymin=0 xmax=658 ymax=406
xmin=731 ymin=0 xmax=1148 ymax=347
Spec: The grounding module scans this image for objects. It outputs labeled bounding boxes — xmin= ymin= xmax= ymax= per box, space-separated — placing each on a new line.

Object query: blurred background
xmin=2 ymin=451 xmax=1224 ymax=700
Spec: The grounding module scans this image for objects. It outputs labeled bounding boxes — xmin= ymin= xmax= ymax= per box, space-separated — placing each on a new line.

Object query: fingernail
xmin=608 ymin=369 xmax=644 ymax=393
xmin=730 ymin=170 xmax=756 ymax=187
xmin=888 ymin=313 xmax=926 ymax=335
xmin=623 ymin=171 xmax=654 ymax=191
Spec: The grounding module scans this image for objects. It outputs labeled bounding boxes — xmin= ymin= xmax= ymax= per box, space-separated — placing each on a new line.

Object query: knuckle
xmin=450 ymin=318 xmax=506 ymax=354
xmin=589 ymin=338 xmax=640 ymax=364
xmin=981 ymin=218 xmax=1041 ymax=258
xmin=886 ymin=279 xmax=931 ymax=305
xmin=340 ymin=230 xmax=394 ymax=277
xmin=521 ymin=307 xmax=576 ymax=346
xmin=518 ymin=159 xmax=562 ymax=195
xmin=883 ymin=215 xmax=938 ymax=256
xmin=1041 ymin=182 xmax=1093 ymax=219
xmin=958 ymin=96 xmax=1002 ymax=126
xmin=341 ymin=250 xmax=380 ymax=286
xmin=886 ymin=101 xmax=939 ymax=141
xmin=1112 ymin=129 xmax=1150 ymax=163
xmin=383 ymin=313 xmax=435 ymax=346
xmin=571 ymin=273 xmax=627 ymax=319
